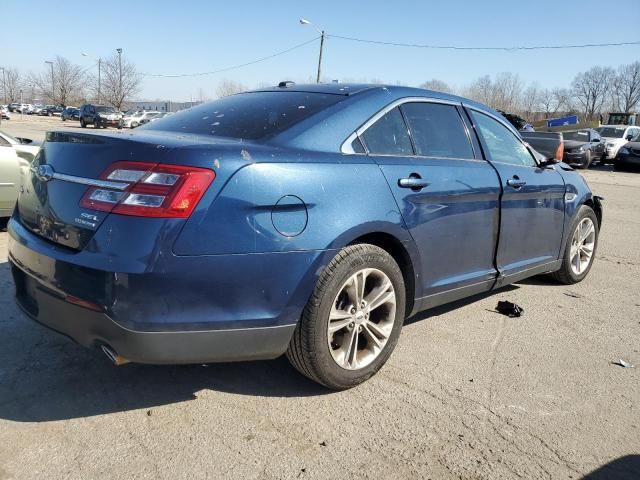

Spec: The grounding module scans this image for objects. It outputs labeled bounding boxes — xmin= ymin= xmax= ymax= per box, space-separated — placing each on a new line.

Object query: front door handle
xmin=507 ymin=178 xmax=527 ymax=189
xmin=398 ymin=175 xmax=430 ymax=191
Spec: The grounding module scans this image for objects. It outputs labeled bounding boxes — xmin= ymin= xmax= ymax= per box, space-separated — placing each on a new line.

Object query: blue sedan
xmin=8 ymin=83 xmax=602 ymax=389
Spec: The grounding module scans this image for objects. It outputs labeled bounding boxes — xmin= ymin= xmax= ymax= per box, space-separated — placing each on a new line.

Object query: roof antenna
xmin=278 ymin=81 xmax=295 ymax=88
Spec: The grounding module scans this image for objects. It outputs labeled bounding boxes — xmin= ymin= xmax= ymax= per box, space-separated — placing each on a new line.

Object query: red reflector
xmin=80 ymin=161 xmax=215 ymax=218
xmin=65 ymin=295 xmax=104 ymax=312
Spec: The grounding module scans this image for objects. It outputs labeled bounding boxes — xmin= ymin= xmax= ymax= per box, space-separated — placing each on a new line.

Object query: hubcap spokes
xmin=328 ymin=268 xmax=396 ymax=370
xmin=570 ymin=218 xmax=596 ymax=275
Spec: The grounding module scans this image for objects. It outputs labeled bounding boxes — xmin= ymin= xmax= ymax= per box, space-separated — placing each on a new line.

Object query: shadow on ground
xmin=0 ymin=247 xmax=558 ymax=423
xmin=582 ymin=455 xmax=640 ymax=480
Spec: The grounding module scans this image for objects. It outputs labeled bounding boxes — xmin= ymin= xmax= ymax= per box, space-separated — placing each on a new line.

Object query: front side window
xmin=401 ymin=102 xmax=473 ymax=159
xmin=470 ymin=111 xmax=536 ymax=167
xmin=361 ymin=107 xmax=413 ymax=156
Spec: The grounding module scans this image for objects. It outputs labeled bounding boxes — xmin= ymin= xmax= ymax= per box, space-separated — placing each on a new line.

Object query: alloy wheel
xmin=327 ymin=268 xmax=396 ymax=370
xmin=570 ymin=217 xmax=596 ymax=275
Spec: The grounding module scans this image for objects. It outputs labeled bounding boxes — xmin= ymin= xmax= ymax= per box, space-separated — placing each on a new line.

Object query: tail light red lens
xmin=80 ymin=161 xmax=215 ymax=218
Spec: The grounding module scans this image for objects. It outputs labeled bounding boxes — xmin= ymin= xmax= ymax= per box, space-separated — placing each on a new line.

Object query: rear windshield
xmin=563 ymin=130 xmax=590 ymax=141
xmin=144 ymin=91 xmax=344 ymax=140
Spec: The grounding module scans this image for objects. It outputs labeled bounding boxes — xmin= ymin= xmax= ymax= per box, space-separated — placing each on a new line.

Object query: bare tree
xmin=216 ymin=79 xmax=247 ymax=98
xmin=465 ymin=75 xmax=494 ymax=106
xmin=29 ymin=56 xmax=85 ymax=106
xmin=612 ymin=62 xmax=640 ymax=112
xmin=520 ymin=84 xmax=540 ymax=119
xmin=492 ymin=72 xmax=523 ymax=112
xmin=2 ymin=67 xmax=22 ymax=102
xmin=99 ymin=53 xmax=142 ymax=110
xmin=420 ymin=79 xmax=452 ymax=94
xmin=571 ymin=66 xmax=614 ymax=120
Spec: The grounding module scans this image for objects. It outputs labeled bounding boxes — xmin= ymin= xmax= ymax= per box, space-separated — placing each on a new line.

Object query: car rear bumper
xmin=10 ymin=261 xmax=296 ymax=364
xmin=7 ymin=216 xmax=330 ymax=364
xmin=563 ymin=152 xmax=588 ymax=166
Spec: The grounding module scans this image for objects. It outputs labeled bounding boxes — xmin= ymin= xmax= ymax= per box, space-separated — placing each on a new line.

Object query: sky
xmin=3 ymin=0 xmax=639 ymax=101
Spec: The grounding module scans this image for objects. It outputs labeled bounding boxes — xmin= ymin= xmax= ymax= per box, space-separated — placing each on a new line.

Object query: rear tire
xmin=287 ymin=244 xmax=406 ymax=390
xmin=551 ymin=205 xmax=599 ymax=284
xmin=80 ymin=119 xmax=86 ymax=128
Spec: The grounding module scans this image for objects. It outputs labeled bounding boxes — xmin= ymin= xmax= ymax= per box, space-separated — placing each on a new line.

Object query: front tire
xmin=80 ymin=119 xmax=86 ymax=128
xmin=580 ymin=150 xmax=592 ymax=169
xmin=551 ymin=205 xmax=599 ymax=284
xmin=287 ymin=244 xmax=406 ymax=390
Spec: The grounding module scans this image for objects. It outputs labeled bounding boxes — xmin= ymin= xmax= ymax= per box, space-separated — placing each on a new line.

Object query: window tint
xmin=470 ymin=111 xmax=536 ymax=167
xmin=401 ymin=102 xmax=473 ymax=159
xmin=145 ymin=91 xmax=344 ymax=140
xmin=361 ymin=107 xmax=413 ymax=155
xmin=0 ymin=136 xmax=10 ymax=147
xmin=351 ymin=137 xmax=365 ymax=153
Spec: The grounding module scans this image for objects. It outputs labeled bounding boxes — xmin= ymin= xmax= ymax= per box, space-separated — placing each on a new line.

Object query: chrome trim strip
xmin=0 ymin=182 xmax=15 ymax=187
xmin=340 ymin=96 xmax=460 ymax=154
xmin=49 ymin=172 xmax=129 ymax=190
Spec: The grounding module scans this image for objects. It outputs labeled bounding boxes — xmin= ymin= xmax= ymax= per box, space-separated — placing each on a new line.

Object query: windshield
xmin=95 ymin=106 xmax=116 ymax=113
xmin=563 ymin=130 xmax=590 ymax=142
xmin=596 ymin=127 xmax=625 ymax=138
xmin=144 ymin=91 xmax=345 ymax=140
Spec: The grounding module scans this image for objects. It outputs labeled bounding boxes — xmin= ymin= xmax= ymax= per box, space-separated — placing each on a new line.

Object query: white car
xmin=0 ymin=131 xmax=38 ymax=217
xmin=121 ymin=111 xmax=161 ymax=128
xmin=597 ymin=125 xmax=640 ymax=159
xmin=0 ymin=106 xmax=10 ymax=120
xmin=0 ymin=131 xmax=41 ymax=162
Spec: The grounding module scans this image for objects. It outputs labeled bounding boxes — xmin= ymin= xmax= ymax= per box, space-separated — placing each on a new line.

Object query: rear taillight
xmin=80 ymin=161 xmax=215 ymax=218
xmin=555 ymin=142 xmax=564 ymax=161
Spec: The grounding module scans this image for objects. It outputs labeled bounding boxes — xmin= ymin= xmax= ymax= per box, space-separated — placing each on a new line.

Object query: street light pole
xmin=116 ymin=48 xmax=123 ymax=107
xmin=45 ymin=60 xmax=54 ymax=105
xmin=300 ymin=19 xmax=326 ymax=83
xmin=98 ymin=58 xmax=101 ymax=104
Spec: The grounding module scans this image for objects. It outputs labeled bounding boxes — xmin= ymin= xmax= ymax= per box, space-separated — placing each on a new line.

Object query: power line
xmin=328 ymin=34 xmax=640 ymax=51
xmin=142 ymin=36 xmax=320 ymax=78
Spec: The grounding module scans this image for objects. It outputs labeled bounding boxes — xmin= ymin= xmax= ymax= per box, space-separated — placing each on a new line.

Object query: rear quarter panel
xmin=173 ymin=151 xmax=413 ymax=255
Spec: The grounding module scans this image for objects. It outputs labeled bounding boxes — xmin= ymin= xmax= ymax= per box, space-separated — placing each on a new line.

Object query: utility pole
xmin=20 ymin=89 xmax=23 ymax=119
xmin=116 ymin=48 xmax=123 ymax=108
xmin=316 ymin=30 xmax=325 ymax=83
xmin=299 ymin=19 xmax=326 ymax=84
xmin=45 ymin=60 xmax=54 ymax=105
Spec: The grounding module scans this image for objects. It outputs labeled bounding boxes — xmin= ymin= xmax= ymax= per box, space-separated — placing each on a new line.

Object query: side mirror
xmin=626 ymin=135 xmax=633 ymax=141
xmin=591 ymin=138 xmax=600 ymax=142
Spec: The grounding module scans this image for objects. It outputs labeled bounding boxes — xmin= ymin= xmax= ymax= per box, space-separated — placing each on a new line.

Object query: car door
xmin=358 ymin=101 xmax=501 ymax=305
xmin=467 ymin=108 xmax=566 ymax=285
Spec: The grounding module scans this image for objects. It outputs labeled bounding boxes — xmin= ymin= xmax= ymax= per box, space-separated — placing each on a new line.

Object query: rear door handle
xmin=398 ymin=177 xmax=430 ymax=190
xmin=506 ymin=178 xmax=527 ymax=189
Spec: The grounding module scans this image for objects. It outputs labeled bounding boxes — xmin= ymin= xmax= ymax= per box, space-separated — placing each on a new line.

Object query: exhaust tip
xmin=101 ymin=345 xmax=130 ymax=366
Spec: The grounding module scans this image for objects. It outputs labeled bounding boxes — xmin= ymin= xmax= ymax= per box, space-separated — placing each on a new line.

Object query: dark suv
xmin=79 ymin=104 xmax=122 ymax=129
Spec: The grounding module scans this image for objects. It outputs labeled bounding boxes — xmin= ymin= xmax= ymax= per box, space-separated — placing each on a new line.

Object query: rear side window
xmin=144 ymin=91 xmax=344 ymax=140
xmin=470 ymin=110 xmax=537 ymax=167
xmin=401 ymin=103 xmax=473 ymax=159
xmin=361 ymin=107 xmax=413 ymax=155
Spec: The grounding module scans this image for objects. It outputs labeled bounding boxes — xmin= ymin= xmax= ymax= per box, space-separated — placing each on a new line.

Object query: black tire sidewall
xmin=305 ymin=246 xmax=406 ymax=388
